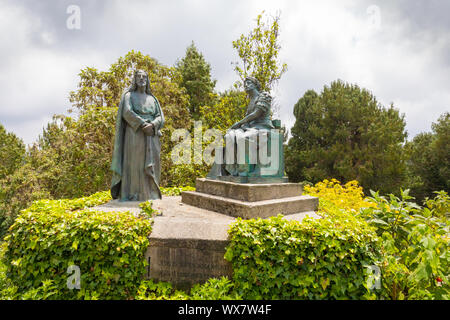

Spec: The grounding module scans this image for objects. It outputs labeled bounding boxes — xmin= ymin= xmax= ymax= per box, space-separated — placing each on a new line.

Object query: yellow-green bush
xmin=160 ymin=185 xmax=195 ymax=196
xmin=304 ymin=179 xmax=376 ymax=215
xmin=2 ymin=191 xmax=153 ymax=300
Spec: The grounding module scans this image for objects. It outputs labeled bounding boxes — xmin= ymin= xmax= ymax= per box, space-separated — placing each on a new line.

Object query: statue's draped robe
xmin=111 ymin=90 xmax=164 ymax=201
xmin=223 ymin=92 xmax=274 ymax=176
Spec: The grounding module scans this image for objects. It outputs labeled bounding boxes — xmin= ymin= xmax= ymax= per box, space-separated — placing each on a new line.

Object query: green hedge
xmin=2 ymin=191 xmax=153 ymax=299
xmin=225 ymin=214 xmax=382 ymax=299
xmin=6 ymin=186 xmax=444 ymax=300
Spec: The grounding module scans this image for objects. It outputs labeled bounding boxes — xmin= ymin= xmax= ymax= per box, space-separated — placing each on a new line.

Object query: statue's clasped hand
xmin=142 ymin=123 xmax=155 ymax=136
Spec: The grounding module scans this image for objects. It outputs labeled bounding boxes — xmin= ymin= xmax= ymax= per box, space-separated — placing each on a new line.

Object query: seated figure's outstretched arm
xmin=231 ymin=108 xmax=264 ymax=129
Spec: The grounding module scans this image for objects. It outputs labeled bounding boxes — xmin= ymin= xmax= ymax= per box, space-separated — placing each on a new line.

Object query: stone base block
xmin=196 ymin=178 xmax=303 ymax=202
xmin=215 ymin=175 xmax=289 ymax=184
xmin=146 ymin=239 xmax=232 ymax=291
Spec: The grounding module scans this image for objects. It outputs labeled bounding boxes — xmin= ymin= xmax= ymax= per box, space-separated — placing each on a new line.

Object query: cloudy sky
xmin=0 ymin=0 xmax=449 ymax=145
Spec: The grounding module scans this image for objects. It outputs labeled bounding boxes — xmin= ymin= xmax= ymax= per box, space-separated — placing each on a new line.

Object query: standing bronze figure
xmin=111 ymin=69 xmax=164 ymax=201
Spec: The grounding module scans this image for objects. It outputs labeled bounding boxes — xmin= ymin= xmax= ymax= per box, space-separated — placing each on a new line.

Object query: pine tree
xmin=0 ymin=124 xmax=25 ymax=180
xmin=405 ymin=112 xmax=449 ymax=200
xmin=286 ymin=80 xmax=407 ymax=195
xmin=175 ymin=42 xmax=216 ymax=119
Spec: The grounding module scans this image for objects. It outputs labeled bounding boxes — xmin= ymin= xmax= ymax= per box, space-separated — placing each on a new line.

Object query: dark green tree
xmin=175 ymin=42 xmax=216 ymax=119
xmin=405 ymin=112 xmax=449 ymax=200
xmin=286 ymin=80 xmax=407 ymax=195
xmin=0 ymin=124 xmax=26 ymax=238
xmin=0 ymin=124 xmax=25 ymax=180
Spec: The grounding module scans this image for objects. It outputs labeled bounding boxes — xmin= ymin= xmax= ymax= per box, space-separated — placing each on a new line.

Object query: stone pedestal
xmin=93 ymin=193 xmax=320 ymax=290
xmin=145 ymin=196 xmax=318 ymax=289
xmin=181 ymin=178 xmax=318 ymax=219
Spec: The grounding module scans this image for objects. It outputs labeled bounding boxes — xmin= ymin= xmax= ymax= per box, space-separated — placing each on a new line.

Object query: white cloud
xmin=0 ymin=0 xmax=448 ymax=145
xmin=0 ymin=0 xmax=110 ymax=144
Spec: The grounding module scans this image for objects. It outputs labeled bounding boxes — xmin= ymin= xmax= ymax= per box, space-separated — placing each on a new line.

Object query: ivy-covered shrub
xmin=223 ymin=179 xmax=386 ymax=300
xmin=135 ymin=277 xmax=241 ymax=300
xmin=135 ymin=279 xmax=189 ymax=300
xmin=160 ymin=186 xmax=196 ymax=196
xmin=225 ymin=214 xmax=382 ymax=299
xmin=21 ymin=190 xmax=112 ymax=213
xmin=189 ymin=277 xmax=241 ymax=300
xmin=2 ymin=191 xmax=153 ymax=300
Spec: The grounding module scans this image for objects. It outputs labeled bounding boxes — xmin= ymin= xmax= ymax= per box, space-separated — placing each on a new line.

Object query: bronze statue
xmin=111 ymin=69 xmax=164 ymax=201
xmin=224 ymin=76 xmax=274 ymax=176
xmin=208 ymin=76 xmax=285 ymax=181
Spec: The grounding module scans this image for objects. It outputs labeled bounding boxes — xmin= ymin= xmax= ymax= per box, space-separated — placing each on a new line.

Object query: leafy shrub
xmin=135 ymin=279 xmax=189 ymax=300
xmin=189 ymin=277 xmax=241 ymax=300
xmin=0 ymin=241 xmax=15 ymax=299
xmin=225 ymin=214 xmax=382 ymax=299
xmin=135 ymin=277 xmax=241 ymax=300
xmin=138 ymin=201 xmax=161 ymax=219
xmin=2 ymin=191 xmax=153 ymax=300
xmin=23 ymin=190 xmax=112 ymax=213
xmin=360 ymin=189 xmax=449 ymax=300
xmin=423 ymin=191 xmax=450 ymax=219
xmin=160 ymin=186 xmax=196 ymax=196
xmin=304 ymin=179 xmax=376 ymax=214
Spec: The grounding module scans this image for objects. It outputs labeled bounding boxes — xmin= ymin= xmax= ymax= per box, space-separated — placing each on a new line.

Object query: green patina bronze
xmin=111 ymin=70 xmax=165 ymax=201
xmin=208 ymin=77 xmax=287 ymax=183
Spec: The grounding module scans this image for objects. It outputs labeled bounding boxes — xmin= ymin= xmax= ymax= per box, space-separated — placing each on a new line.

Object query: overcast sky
xmin=0 ymin=0 xmax=449 ymax=145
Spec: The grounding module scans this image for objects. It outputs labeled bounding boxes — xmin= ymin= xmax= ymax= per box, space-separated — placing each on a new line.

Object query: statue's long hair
xmin=128 ymin=69 xmax=152 ymax=94
xmin=245 ymin=76 xmax=261 ymax=91
xmin=119 ymin=68 xmax=165 ymax=133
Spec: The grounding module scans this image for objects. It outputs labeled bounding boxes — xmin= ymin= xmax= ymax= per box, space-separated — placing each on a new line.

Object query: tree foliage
xmin=286 ymin=80 xmax=407 ymax=195
xmin=43 ymin=50 xmax=191 ymax=189
xmin=0 ymin=125 xmax=27 ymax=237
xmin=199 ymin=89 xmax=247 ymax=133
xmin=232 ymin=11 xmax=287 ymax=93
xmin=0 ymin=51 xmax=192 ymax=237
xmin=0 ymin=124 xmax=25 ymax=181
xmin=360 ymin=189 xmax=449 ymax=300
xmin=175 ymin=42 xmax=217 ymax=119
xmin=405 ymin=112 xmax=449 ymax=200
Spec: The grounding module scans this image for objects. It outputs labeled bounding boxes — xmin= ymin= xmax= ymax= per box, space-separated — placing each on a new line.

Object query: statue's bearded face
xmin=135 ymin=71 xmax=147 ymax=87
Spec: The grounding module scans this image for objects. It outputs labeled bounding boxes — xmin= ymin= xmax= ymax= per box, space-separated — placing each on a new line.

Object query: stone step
xmin=181 ymin=191 xmax=318 ymax=219
xmin=214 ymin=176 xmax=289 ymax=184
xmin=195 ymin=178 xmax=303 ymax=202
